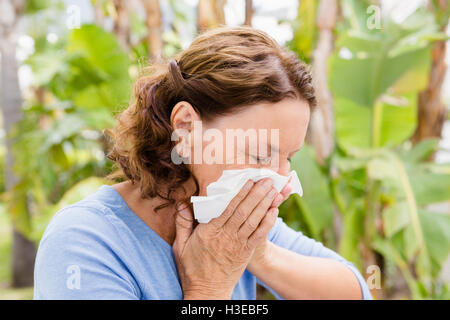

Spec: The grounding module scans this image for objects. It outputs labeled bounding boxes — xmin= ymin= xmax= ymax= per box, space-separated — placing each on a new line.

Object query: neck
xmin=113 ymin=178 xmax=196 ymax=246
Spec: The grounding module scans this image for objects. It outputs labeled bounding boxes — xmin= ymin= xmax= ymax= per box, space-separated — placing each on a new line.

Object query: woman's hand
xmin=172 ymin=178 xmax=279 ymax=300
xmin=247 ymin=181 xmax=293 ymax=275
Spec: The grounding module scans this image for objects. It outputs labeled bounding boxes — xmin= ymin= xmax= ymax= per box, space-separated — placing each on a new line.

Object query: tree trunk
xmin=143 ymin=0 xmax=163 ymax=60
xmin=197 ymin=0 xmax=226 ymax=32
xmin=93 ymin=0 xmax=105 ymax=28
xmin=113 ymin=0 xmax=130 ymax=50
xmin=411 ymin=34 xmax=448 ymax=145
xmin=11 ymin=229 xmax=36 ymax=287
xmin=0 ymin=0 xmax=36 ymax=287
xmin=309 ymin=0 xmax=337 ymax=164
xmin=244 ymin=0 xmax=253 ymax=26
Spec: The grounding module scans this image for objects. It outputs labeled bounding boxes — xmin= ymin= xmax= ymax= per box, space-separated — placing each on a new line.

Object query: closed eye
xmin=252 ymin=155 xmax=271 ymax=165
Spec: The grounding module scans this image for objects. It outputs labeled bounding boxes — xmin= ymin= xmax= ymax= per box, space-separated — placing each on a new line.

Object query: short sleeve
xmin=34 ymin=206 xmax=140 ymax=300
xmin=256 ymin=217 xmax=372 ymax=300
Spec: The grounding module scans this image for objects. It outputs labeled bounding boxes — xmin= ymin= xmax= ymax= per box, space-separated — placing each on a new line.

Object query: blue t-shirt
xmin=34 ymin=185 xmax=372 ymax=300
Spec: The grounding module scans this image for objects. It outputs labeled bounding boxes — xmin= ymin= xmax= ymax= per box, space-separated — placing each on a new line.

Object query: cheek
xmin=190 ymin=163 xmax=225 ymax=196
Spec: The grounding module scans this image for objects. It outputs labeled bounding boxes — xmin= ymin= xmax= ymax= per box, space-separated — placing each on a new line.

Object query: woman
xmin=34 ymin=26 xmax=372 ymax=300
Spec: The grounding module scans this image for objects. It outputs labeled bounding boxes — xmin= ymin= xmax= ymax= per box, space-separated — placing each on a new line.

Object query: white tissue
xmin=191 ymin=168 xmax=303 ymax=223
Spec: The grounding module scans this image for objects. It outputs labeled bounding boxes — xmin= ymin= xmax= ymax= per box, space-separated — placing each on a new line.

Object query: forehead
xmin=207 ymin=98 xmax=310 ymax=151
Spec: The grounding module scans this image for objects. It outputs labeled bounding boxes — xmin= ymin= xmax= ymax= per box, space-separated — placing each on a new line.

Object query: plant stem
xmin=372 ymin=101 xmax=383 ymax=148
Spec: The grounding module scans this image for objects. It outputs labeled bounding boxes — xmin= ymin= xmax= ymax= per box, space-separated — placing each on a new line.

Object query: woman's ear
xmin=170 ymin=101 xmax=201 ymax=162
xmin=170 ymin=101 xmax=201 ymax=132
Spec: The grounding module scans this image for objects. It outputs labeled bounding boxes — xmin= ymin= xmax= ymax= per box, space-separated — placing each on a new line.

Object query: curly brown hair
xmin=105 ymin=26 xmax=316 ymax=211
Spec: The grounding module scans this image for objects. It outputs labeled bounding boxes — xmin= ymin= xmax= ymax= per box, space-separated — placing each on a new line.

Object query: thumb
xmin=173 ymin=202 xmax=194 ymax=252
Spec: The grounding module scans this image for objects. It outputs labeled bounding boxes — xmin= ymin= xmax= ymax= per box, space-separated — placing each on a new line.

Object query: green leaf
xmin=340 ymin=0 xmax=374 ymax=33
xmin=5 ymin=180 xmax=32 ymax=238
xmin=288 ymin=0 xmax=318 ymax=62
xmin=31 ymin=177 xmax=109 ymax=240
xmin=338 ymin=199 xmax=364 ymax=269
xmin=401 ymin=139 xmax=440 ymax=163
xmin=372 ymin=236 xmax=428 ymax=299
xmin=407 ymin=163 xmax=450 ymax=206
xmin=50 ymin=177 xmax=109 ymax=214
xmin=329 ymin=35 xmax=431 ymax=108
xmin=418 ymin=210 xmax=450 ymax=278
xmin=366 ymin=153 xmax=434 ymax=275
xmin=329 ymin=9 xmax=438 ymax=151
xmin=335 ymin=93 xmax=418 ymax=151
xmin=25 ymin=0 xmax=60 ymax=13
xmin=383 ymin=201 xmax=410 ymax=238
xmin=287 ymin=145 xmax=334 ymax=239
xmin=27 ymin=49 xmax=68 ymax=86
xmin=41 ymin=114 xmax=85 ymax=152
xmin=67 ymin=24 xmax=131 ymax=110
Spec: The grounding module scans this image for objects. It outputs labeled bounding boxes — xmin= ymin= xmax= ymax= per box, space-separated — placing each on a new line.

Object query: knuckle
xmin=260 ymin=198 xmax=272 ymax=210
xmin=218 ymin=207 xmax=233 ymax=221
xmin=253 ymin=230 xmax=265 ymax=243
xmin=253 ymin=186 xmax=267 ymax=199
xmin=234 ymin=207 xmax=247 ymax=220
xmin=246 ymin=219 xmax=258 ymax=231
xmin=222 ymin=227 xmax=238 ymax=242
xmin=235 ymin=189 xmax=247 ymax=201
xmin=243 ymin=241 xmax=253 ymax=252
xmin=227 ymin=194 xmax=244 ymax=211
xmin=260 ymin=217 xmax=272 ymax=230
xmin=253 ymin=234 xmax=264 ymax=243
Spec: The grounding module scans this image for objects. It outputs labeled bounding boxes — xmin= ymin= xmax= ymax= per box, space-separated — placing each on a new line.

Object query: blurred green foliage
xmin=0 ymin=0 xmax=449 ymax=300
xmin=8 ymin=22 xmax=131 ymax=238
xmin=279 ymin=0 xmax=450 ymax=299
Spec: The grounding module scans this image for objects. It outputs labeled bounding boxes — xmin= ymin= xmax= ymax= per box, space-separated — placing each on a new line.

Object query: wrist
xmin=248 ymin=241 xmax=278 ymax=276
xmin=183 ymin=283 xmax=233 ymax=300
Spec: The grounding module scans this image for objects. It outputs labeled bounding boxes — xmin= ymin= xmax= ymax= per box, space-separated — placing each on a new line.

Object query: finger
xmin=280 ymin=183 xmax=292 ymax=198
xmin=271 ymin=193 xmax=286 ymax=208
xmin=279 ymin=175 xmax=292 ymax=198
xmin=246 ymin=207 xmax=279 ymax=249
xmin=238 ymin=186 xmax=278 ymax=239
xmin=224 ymin=178 xmax=273 ymax=232
xmin=173 ymin=202 xmax=194 ymax=256
xmin=271 ymin=182 xmax=292 ymax=208
xmin=208 ymin=179 xmax=254 ymax=228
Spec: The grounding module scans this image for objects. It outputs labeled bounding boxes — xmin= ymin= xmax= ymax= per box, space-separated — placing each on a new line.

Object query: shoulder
xmin=36 ymin=197 xmax=130 ymax=265
xmin=34 ymin=201 xmax=140 ymax=299
xmin=39 ymin=200 xmax=124 ymax=251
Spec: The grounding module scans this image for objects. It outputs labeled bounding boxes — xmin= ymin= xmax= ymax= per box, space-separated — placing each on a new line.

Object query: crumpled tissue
xmin=191 ymin=168 xmax=303 ymax=223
